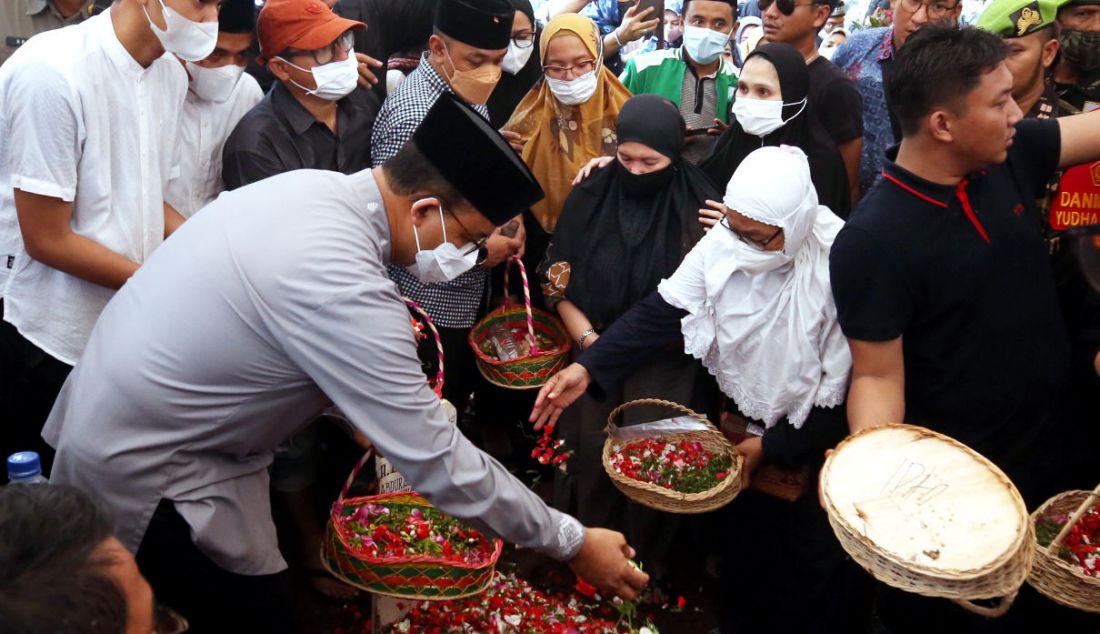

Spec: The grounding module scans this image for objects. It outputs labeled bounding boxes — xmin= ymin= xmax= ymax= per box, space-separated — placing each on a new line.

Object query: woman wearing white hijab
xmin=531 ymin=145 xmax=873 ymax=633
xmin=659 ymin=144 xmax=850 ymax=429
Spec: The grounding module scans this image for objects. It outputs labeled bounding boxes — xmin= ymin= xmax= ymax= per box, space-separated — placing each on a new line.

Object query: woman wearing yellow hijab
xmin=505 ymin=14 xmax=633 ymax=234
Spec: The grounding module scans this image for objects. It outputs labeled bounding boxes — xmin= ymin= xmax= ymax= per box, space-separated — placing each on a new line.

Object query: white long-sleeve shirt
xmin=44 ymin=168 xmax=584 ymax=575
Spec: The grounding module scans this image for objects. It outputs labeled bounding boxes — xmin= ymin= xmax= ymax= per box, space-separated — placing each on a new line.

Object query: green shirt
xmin=619 ymin=47 xmax=738 ymax=126
xmin=0 ymin=0 xmax=106 ymax=66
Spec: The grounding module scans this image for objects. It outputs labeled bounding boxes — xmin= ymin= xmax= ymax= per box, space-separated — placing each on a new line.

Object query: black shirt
xmin=221 ymin=81 xmax=380 ymax=190
xmin=577 ymin=292 xmax=848 ymax=471
xmin=829 ymin=118 xmax=1070 ymax=498
xmin=806 ymin=56 xmax=864 ymax=146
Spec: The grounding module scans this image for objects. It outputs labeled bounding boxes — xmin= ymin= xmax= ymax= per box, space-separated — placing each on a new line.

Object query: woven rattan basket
xmin=601 ymin=399 xmax=743 ymax=514
xmin=321 ymin=298 xmax=502 ymax=600
xmin=820 ymin=424 xmax=1034 ymax=618
xmin=322 ymin=453 xmax=503 ymax=600
xmin=1027 ymin=484 xmax=1100 ymax=614
xmin=469 ymin=257 xmax=571 ymax=389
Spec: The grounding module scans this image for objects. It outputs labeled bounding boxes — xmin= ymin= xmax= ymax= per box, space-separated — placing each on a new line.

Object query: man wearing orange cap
xmin=222 ymin=0 xmax=381 ymax=190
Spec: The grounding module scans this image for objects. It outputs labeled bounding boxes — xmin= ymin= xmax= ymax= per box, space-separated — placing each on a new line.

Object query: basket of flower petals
xmin=602 ymin=399 xmax=743 ymax=514
xmin=322 ymin=451 xmax=503 ymax=600
xmin=1028 ymin=483 xmax=1100 ymax=613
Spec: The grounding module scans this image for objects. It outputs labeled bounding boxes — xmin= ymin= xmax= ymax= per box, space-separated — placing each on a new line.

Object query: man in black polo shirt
xmin=830 ymin=25 xmax=1100 ymax=632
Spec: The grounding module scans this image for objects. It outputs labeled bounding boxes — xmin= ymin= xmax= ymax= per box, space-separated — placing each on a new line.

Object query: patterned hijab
xmin=504 ymin=13 xmax=633 ymax=233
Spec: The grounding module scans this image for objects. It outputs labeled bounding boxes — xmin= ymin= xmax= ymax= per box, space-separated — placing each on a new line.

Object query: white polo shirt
xmin=0 ymin=11 xmax=186 ymax=364
xmin=165 ymin=72 xmax=262 ymax=218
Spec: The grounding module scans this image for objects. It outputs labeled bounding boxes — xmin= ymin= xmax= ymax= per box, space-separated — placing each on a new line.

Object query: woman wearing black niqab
xmin=539 ymin=94 xmax=720 ymax=573
xmin=700 ymin=42 xmax=852 ymax=218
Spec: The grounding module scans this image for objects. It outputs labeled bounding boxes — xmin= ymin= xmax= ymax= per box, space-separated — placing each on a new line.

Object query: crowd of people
xmin=0 ymin=0 xmax=1098 ymax=633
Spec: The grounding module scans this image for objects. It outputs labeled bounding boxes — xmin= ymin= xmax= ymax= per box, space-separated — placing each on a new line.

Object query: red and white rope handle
xmin=338 ymin=447 xmax=374 ymax=503
xmin=502 ymin=257 xmax=539 ymax=355
xmin=403 ymin=296 xmax=445 ymax=397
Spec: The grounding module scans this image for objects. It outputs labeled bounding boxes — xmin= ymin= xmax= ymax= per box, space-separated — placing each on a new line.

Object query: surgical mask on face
xmin=732 ymin=96 xmax=807 ymax=138
xmin=546 ymin=67 xmax=599 ymax=106
xmin=143 ymin=0 xmax=217 ymax=62
xmin=442 ymin=43 xmax=502 ymax=105
xmin=278 ymin=53 xmax=359 ymax=101
xmin=1059 ymin=29 xmax=1100 ymax=73
xmin=502 ymin=41 xmax=535 ymax=75
xmin=408 ymin=201 xmax=479 ymax=284
xmin=682 ymin=25 xmax=731 ymax=65
xmin=185 ymin=61 xmax=244 ymax=102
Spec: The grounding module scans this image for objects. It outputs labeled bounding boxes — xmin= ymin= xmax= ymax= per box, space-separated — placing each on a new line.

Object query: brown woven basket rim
xmin=468 ymin=304 xmax=572 ymax=367
xmin=821 ymin=423 xmax=1031 ymax=581
xmin=331 ymin=491 xmax=504 ymax=569
xmin=602 ymin=399 xmax=743 ymax=504
xmin=1029 ymin=489 xmax=1100 ymax=585
xmin=320 ymin=539 xmax=497 ymax=601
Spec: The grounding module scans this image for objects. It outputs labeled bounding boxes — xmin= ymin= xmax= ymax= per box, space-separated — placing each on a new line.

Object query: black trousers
xmin=0 ymin=299 xmax=70 ymax=482
xmin=135 ymin=500 xmax=298 ymax=634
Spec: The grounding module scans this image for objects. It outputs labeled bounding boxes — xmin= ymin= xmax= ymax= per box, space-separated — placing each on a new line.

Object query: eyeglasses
xmin=283 ymin=31 xmax=354 ymax=66
xmin=543 ymin=59 xmax=597 ymax=80
xmin=719 ymin=214 xmax=783 ymax=250
xmin=896 ymin=0 xmax=958 ymax=19
xmin=512 ymin=32 xmax=536 ymax=48
xmin=757 ymin=0 xmax=819 ymax=15
xmin=447 ymin=209 xmax=490 ymax=266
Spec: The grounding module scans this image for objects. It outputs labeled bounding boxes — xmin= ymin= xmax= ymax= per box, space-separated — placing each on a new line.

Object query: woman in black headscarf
xmin=539 ymin=94 xmax=720 ymax=574
xmin=700 ymin=42 xmax=852 ymax=218
xmin=487 ymin=0 xmax=542 ymax=129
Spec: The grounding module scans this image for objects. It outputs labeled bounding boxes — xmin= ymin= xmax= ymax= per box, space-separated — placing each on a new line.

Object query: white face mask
xmin=682 ymin=25 xmax=730 ymax=65
xmin=278 ymin=52 xmax=359 ymax=101
xmin=143 ymin=0 xmax=217 ymax=62
xmin=185 ymin=62 xmax=244 ymax=102
xmin=502 ymin=41 xmax=535 ymax=75
xmin=408 ymin=201 xmax=479 ymax=284
xmin=545 ymin=67 xmax=599 ymax=106
xmin=732 ymin=96 xmax=807 ymax=138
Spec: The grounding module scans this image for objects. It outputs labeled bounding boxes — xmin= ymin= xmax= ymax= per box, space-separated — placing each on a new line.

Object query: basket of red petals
xmin=1028 ymin=483 xmax=1100 ymax=613
xmin=602 ymin=399 xmax=742 ymax=514
xmin=322 ymin=451 xmax=503 ymax=600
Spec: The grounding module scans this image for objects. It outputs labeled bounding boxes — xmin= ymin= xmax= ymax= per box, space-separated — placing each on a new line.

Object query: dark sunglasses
xmin=757 ymin=0 xmax=820 ymax=15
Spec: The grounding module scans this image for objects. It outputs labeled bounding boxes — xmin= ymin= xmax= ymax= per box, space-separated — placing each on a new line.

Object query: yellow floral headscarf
xmin=504 ymin=13 xmax=632 ymax=233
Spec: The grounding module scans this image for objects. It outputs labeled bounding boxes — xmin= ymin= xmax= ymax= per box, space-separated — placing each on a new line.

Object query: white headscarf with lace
xmin=657 ymin=145 xmax=850 ymax=428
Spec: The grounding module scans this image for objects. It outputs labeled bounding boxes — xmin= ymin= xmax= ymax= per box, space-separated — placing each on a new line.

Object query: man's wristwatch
xmin=578 ymin=328 xmax=597 ymax=349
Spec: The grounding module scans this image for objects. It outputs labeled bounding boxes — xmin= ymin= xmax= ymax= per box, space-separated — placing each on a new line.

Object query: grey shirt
xmin=43 ymin=168 xmax=584 ymax=575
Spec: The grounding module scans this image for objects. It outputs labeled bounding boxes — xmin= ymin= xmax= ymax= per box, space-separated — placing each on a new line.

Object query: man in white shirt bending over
xmin=0 ymin=0 xmax=219 ymax=477
xmin=165 ymin=0 xmax=263 ymax=218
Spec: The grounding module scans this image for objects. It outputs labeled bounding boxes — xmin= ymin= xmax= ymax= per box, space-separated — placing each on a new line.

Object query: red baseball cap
xmin=257 ymin=0 xmax=366 ymax=64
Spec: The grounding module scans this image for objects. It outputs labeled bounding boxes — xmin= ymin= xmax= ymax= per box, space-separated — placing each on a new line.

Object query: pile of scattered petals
xmin=1037 ymin=503 xmax=1100 ymax=578
xmin=383 ymin=572 xmax=641 ymax=633
xmin=338 ymin=503 xmax=495 ymax=565
xmin=608 ymin=439 xmax=733 ymax=494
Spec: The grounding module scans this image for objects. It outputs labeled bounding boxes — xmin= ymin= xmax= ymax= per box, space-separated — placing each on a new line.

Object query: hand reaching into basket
xmin=569 ymin=527 xmax=650 ymax=601
xmin=530 ymin=363 xmax=592 ymax=430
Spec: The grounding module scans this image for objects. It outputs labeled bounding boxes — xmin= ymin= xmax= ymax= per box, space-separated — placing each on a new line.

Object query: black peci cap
xmin=435 ymin=0 xmax=515 ymax=50
xmin=412 ymin=93 xmax=544 ymax=226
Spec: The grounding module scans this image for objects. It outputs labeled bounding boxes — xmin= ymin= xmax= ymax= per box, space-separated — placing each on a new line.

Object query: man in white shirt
xmin=0 ymin=0 xmax=219 ymax=478
xmin=44 ymin=93 xmax=649 ymax=632
xmin=165 ymin=0 xmax=263 ymax=217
